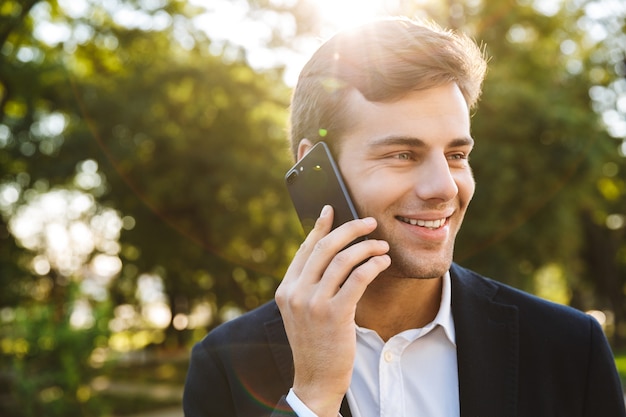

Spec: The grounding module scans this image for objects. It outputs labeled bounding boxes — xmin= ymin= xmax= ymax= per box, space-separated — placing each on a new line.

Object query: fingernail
xmin=362 ymin=217 xmax=376 ymax=226
xmin=320 ymin=205 xmax=331 ymax=217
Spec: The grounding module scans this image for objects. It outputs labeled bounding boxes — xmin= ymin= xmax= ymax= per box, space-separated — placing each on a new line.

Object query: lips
xmin=396 ymin=215 xmax=448 ymax=230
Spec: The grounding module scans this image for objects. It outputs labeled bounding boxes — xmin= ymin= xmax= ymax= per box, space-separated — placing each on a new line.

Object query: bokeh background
xmin=1 ymin=0 xmax=625 ymax=416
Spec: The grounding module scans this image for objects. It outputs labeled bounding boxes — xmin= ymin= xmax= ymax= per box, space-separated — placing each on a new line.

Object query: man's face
xmin=336 ymin=82 xmax=475 ymax=279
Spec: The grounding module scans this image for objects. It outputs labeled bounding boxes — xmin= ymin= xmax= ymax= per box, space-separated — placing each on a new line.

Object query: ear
xmin=296 ymin=138 xmax=314 ymax=161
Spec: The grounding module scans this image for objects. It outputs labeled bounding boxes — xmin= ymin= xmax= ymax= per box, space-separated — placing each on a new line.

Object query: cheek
xmin=456 ymin=172 xmax=475 ymax=205
xmin=347 ymin=171 xmax=412 ymax=212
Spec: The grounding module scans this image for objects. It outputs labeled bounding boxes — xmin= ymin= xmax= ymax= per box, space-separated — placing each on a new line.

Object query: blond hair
xmin=289 ymin=17 xmax=487 ymax=157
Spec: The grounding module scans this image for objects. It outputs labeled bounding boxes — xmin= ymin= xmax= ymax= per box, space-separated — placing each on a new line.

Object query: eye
xmin=394 ymin=152 xmax=413 ymax=160
xmin=448 ymin=153 xmax=468 ymax=161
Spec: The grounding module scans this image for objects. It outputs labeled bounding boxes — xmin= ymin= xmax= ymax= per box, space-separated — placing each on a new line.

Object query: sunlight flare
xmin=312 ymin=0 xmax=393 ymax=32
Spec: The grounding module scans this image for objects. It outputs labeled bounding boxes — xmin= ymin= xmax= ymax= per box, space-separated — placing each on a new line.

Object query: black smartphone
xmin=285 ymin=141 xmax=362 ymax=235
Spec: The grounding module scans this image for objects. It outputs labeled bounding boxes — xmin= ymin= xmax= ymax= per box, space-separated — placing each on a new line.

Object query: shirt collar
xmin=355 ymin=271 xmax=456 ymax=346
xmin=434 ymin=271 xmax=456 ymax=346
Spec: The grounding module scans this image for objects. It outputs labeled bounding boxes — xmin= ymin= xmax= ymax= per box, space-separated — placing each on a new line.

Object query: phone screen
xmin=285 ymin=141 xmax=361 ymax=234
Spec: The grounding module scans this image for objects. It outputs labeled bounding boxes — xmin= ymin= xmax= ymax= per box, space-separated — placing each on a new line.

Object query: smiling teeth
xmin=398 ymin=216 xmax=446 ymax=229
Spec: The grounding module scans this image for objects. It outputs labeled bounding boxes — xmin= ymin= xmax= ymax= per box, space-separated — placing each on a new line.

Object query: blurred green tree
xmin=0 ymin=1 xmax=116 ymax=413
xmin=0 ymin=0 xmax=301 ymax=415
xmin=70 ymin=19 xmax=301 ymax=345
xmin=452 ymin=0 xmax=626 ymax=344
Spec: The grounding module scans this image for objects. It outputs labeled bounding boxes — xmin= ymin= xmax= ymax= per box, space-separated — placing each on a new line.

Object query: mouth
xmin=396 ymin=215 xmax=448 ymax=230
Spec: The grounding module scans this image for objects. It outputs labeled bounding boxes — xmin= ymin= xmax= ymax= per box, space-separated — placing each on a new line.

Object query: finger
xmin=316 ymin=239 xmax=389 ymax=296
xmin=300 ymin=217 xmax=379 ymax=286
xmin=337 ymin=254 xmax=392 ymax=306
xmin=282 ymin=205 xmax=334 ymax=285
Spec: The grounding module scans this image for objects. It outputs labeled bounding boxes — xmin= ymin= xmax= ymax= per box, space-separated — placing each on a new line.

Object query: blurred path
xmin=96 ymin=379 xmax=184 ymax=417
xmin=104 ymin=381 xmax=183 ymax=400
xmin=120 ymin=406 xmax=183 ymax=417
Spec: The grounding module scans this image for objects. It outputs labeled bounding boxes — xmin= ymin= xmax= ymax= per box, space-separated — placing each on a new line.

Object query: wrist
xmin=291 ymin=384 xmax=344 ymax=417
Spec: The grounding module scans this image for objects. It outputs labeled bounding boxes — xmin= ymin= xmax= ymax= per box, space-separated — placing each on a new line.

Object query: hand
xmin=275 ymin=205 xmax=391 ymax=417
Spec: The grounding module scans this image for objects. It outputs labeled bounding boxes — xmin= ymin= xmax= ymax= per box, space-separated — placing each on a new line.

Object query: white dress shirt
xmin=287 ymin=272 xmax=459 ymax=417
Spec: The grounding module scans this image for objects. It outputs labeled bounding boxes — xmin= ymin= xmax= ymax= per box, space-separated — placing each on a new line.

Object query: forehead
xmin=337 ymin=83 xmax=471 ymax=151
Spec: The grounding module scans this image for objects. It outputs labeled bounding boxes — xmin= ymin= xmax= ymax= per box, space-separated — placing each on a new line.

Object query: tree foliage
xmin=454 ymin=0 xmax=626 ymax=341
xmin=1 ymin=0 xmax=300 ymax=415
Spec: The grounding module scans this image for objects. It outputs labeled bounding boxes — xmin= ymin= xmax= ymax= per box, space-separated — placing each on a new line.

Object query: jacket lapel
xmin=450 ymin=264 xmax=519 ymax=417
xmin=264 ymin=312 xmax=295 ymax=388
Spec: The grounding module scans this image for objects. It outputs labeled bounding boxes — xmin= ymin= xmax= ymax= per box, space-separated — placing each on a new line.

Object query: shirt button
xmin=383 ymin=351 xmax=393 ymax=362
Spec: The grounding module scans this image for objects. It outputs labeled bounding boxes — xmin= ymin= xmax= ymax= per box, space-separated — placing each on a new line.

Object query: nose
xmin=414 ymin=155 xmax=458 ymax=202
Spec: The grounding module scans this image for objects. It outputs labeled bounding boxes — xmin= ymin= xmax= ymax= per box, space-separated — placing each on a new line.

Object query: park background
xmin=0 ymin=0 xmax=625 ymax=415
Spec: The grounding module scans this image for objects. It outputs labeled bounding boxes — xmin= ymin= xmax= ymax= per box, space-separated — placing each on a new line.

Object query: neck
xmin=355 ymin=275 xmax=443 ymax=342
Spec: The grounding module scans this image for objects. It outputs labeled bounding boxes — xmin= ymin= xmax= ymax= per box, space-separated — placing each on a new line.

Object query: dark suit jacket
xmin=183 ymin=263 xmax=626 ymax=416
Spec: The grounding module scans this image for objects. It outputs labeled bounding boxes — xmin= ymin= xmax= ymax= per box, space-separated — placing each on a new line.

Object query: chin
xmin=387 ymin=258 xmax=451 ymax=279
xmin=386 ymin=253 xmax=452 ymax=280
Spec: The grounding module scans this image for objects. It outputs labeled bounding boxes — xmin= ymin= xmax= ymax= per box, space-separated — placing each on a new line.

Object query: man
xmin=183 ymin=17 xmax=626 ymax=417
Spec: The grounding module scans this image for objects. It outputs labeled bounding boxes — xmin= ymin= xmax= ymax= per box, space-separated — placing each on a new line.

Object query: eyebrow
xmin=369 ymin=135 xmax=475 ymax=149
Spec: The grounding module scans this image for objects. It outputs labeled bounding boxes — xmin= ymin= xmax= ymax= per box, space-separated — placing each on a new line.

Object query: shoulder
xmin=184 ymin=301 xmax=293 ymax=415
xmin=200 ymin=300 xmax=283 ymax=346
xmin=188 ymin=299 xmax=287 ymax=375
xmin=450 ymin=263 xmax=595 ymax=333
